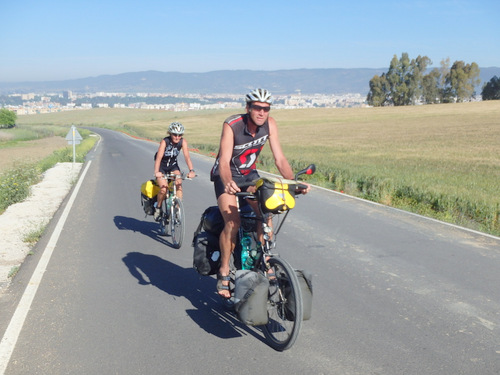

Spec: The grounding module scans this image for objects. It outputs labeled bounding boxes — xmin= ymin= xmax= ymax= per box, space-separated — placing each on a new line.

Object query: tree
xmin=410 ymin=55 xmax=432 ymax=103
xmin=422 ymin=68 xmax=441 ymax=104
xmin=481 ymin=76 xmax=500 ymax=100
xmin=367 ymin=53 xmax=431 ymax=106
xmin=444 ymin=61 xmax=480 ymax=102
xmin=0 ymin=108 xmax=17 ymax=128
xmin=386 ymin=53 xmax=412 ymax=106
xmin=366 ymin=74 xmax=389 ymax=106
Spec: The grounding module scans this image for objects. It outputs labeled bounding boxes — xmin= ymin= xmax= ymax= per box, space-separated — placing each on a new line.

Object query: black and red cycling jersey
xmin=210 ymin=113 xmax=269 ymax=180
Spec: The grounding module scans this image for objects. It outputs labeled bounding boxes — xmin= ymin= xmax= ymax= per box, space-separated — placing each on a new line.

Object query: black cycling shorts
xmin=213 ymin=171 xmax=260 ymax=200
xmin=160 ymin=165 xmax=180 ymax=174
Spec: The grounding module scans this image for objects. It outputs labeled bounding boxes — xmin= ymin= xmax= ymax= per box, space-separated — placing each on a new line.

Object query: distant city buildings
xmin=2 ymin=91 xmax=368 ymax=115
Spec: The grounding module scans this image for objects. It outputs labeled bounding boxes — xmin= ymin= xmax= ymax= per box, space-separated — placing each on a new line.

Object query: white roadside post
xmin=65 ymin=125 xmax=83 ymax=163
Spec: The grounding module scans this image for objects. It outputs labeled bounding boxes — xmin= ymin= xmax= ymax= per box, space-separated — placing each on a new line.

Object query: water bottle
xmin=241 ymin=233 xmax=252 ymax=270
xmin=247 ymin=249 xmax=257 ymax=269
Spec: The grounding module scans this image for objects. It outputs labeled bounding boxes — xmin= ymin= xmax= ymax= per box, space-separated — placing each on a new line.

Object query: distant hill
xmin=1 ymin=67 xmax=499 ymax=96
xmin=0 ymin=69 xmax=385 ymax=95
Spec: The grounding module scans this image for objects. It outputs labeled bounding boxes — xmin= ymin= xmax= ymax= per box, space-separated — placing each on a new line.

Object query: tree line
xmin=366 ymin=53 xmax=500 ymax=106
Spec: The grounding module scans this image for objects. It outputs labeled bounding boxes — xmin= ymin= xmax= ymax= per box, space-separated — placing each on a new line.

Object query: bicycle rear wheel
xmin=262 ymin=256 xmax=303 ymax=351
xmin=170 ymin=197 xmax=185 ymax=248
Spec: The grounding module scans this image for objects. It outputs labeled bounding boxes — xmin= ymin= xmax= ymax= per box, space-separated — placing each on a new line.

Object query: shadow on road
xmin=113 ymin=215 xmax=178 ymax=248
xmin=121 ymin=251 xmax=265 ymax=343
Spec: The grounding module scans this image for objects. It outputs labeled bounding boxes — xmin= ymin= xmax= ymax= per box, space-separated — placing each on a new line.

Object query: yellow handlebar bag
xmin=256 ymin=177 xmax=296 ymax=214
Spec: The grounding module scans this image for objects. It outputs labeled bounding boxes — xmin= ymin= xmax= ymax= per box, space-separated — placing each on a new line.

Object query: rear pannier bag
xmin=192 ymin=231 xmax=220 ymax=276
xmin=141 ymin=193 xmax=156 ymax=215
xmin=192 ymin=206 xmax=225 ymax=276
xmin=285 ymin=269 xmax=313 ymax=321
xmin=201 ymin=206 xmax=224 ymax=235
xmin=140 ymin=179 xmax=160 ymax=216
xmin=234 ymin=270 xmax=269 ymax=326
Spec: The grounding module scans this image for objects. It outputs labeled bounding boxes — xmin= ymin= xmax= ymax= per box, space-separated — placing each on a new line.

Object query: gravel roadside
xmin=0 ymin=162 xmax=83 ymax=294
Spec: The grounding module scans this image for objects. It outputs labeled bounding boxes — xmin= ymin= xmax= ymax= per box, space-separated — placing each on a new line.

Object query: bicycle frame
xmin=160 ymin=172 xmax=181 ymax=199
xmin=158 ymin=172 xmax=189 ymax=248
xmin=229 ymin=164 xmax=315 ymax=350
xmin=235 ymin=163 xmax=316 ymax=267
xmin=236 ymin=196 xmax=278 ymax=270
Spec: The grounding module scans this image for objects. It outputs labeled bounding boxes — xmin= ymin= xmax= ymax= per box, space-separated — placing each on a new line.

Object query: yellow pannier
xmin=256 ymin=177 xmax=296 ymax=214
xmin=141 ymin=179 xmax=160 ymax=199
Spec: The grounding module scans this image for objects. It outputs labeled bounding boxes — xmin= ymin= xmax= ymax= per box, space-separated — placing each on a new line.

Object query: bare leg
xmin=217 ymin=193 xmax=240 ymax=298
xmin=156 ymin=177 xmax=168 ymax=209
xmin=175 ymin=175 xmax=183 ymax=200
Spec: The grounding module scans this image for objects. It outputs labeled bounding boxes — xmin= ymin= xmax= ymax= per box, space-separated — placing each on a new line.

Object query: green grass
xmin=0 ymin=124 xmax=69 ymax=146
xmin=8 ymin=266 xmax=19 ymax=279
xmin=23 ymin=222 xmax=48 ymax=244
xmin=0 ymin=127 xmax=96 ymax=214
xmin=17 ymin=102 xmax=500 ymax=236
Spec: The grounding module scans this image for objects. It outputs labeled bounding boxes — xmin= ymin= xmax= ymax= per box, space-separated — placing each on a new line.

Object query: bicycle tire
xmin=170 ymin=197 xmax=185 ymax=248
xmin=262 ymin=256 xmax=303 ymax=351
xmin=160 ymin=197 xmax=170 ymax=236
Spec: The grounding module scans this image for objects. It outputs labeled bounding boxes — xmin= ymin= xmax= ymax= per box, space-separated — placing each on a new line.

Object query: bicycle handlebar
xmin=156 ymin=172 xmax=196 ymax=181
xmin=235 ymin=180 xmax=309 ymax=198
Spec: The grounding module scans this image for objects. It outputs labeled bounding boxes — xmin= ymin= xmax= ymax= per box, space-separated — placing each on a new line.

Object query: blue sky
xmin=1 ymin=0 xmax=499 ymax=82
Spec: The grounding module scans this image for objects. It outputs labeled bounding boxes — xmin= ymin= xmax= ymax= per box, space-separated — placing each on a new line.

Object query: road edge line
xmin=0 ymin=161 xmax=92 ymax=374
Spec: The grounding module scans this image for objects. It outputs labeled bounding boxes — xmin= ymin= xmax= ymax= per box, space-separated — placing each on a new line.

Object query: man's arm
xmin=267 ymin=117 xmax=294 ymax=180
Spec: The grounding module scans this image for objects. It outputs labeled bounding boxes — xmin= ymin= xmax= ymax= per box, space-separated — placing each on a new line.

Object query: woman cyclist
xmin=153 ymin=122 xmax=196 ymax=221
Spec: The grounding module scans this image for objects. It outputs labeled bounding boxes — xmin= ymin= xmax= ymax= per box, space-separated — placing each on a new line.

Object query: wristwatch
xmin=190 ymin=169 xmax=195 ymax=172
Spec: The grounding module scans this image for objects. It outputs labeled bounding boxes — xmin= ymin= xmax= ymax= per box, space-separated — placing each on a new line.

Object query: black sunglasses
xmin=251 ymin=104 xmax=271 ymax=112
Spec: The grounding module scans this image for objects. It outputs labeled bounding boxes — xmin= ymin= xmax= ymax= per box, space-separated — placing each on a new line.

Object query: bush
xmin=0 ymin=164 xmax=41 ymax=213
xmin=0 ymin=108 xmax=17 ymax=128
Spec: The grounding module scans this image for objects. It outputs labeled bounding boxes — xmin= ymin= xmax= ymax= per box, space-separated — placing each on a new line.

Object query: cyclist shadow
xmin=113 ymin=215 xmax=177 ymax=248
xmin=122 ymin=251 xmax=266 ymax=343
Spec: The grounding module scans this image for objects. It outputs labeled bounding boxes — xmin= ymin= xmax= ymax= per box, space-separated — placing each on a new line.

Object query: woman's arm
xmin=181 ymin=139 xmax=196 ymax=178
xmin=154 ymin=139 xmax=166 ymax=178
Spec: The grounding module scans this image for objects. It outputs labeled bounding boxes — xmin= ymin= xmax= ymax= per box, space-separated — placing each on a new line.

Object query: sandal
xmin=217 ymin=273 xmax=231 ymax=299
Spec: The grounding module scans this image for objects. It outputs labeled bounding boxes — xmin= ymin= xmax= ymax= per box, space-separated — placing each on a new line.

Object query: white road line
xmin=0 ymin=161 xmax=92 ymax=375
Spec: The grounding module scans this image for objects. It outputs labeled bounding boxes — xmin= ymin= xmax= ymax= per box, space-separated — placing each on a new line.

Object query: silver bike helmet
xmin=168 ymin=122 xmax=185 ymax=135
xmin=245 ymin=88 xmax=273 ymax=104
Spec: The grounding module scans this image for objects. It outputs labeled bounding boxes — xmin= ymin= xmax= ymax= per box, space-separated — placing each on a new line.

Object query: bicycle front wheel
xmin=262 ymin=256 xmax=303 ymax=351
xmin=170 ymin=197 xmax=185 ymax=248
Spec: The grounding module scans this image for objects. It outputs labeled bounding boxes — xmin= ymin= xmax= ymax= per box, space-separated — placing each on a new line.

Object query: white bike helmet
xmin=245 ymin=88 xmax=273 ymax=104
xmin=168 ymin=122 xmax=185 ymax=135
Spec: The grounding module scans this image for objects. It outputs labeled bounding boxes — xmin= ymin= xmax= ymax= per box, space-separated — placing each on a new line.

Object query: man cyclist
xmin=210 ymin=88 xmax=310 ymax=298
xmin=154 ymin=122 xmax=196 ymax=221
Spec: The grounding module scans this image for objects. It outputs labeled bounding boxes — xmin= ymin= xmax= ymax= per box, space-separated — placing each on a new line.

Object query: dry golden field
xmin=17 ymin=101 xmax=500 ymax=235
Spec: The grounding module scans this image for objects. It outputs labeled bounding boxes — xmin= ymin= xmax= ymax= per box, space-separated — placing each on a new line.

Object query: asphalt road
xmin=1 ymin=128 xmax=499 ymax=374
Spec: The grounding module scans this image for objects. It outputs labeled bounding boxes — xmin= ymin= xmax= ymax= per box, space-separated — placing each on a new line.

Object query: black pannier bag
xmin=140 ymin=193 xmax=156 ymax=215
xmin=193 ymin=231 xmax=220 ymax=276
xmin=202 ymin=206 xmax=224 ymax=235
xmin=192 ymin=206 xmax=225 ymax=276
